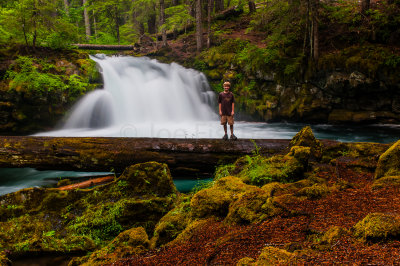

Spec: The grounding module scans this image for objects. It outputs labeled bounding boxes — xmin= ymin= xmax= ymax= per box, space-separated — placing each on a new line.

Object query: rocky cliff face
xmin=267 ymin=70 xmax=400 ymax=124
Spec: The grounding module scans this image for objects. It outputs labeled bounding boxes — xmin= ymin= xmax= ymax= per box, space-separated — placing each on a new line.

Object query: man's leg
xmin=224 ymin=124 xmax=228 ymax=135
xmin=230 ymin=125 xmax=233 ymax=135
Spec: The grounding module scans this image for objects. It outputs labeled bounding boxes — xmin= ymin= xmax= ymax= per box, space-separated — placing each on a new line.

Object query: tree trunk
xmin=93 ymin=11 xmax=97 ymax=40
xmin=196 ymin=0 xmax=203 ymax=52
xmin=0 ymin=137 xmax=298 ymax=177
xmin=312 ymin=0 xmax=319 ymax=64
xmin=115 ymin=6 xmax=120 ymax=44
xmin=215 ymin=0 xmax=224 ymax=12
xmin=207 ymin=0 xmax=212 ymax=48
xmin=63 ymin=0 xmax=69 ymax=15
xmin=361 ymin=0 xmax=370 ymax=14
xmin=83 ymin=0 xmax=91 ymax=40
xmin=148 ymin=11 xmax=157 ymax=34
xmin=248 ymin=0 xmax=256 ymax=13
xmin=160 ymin=0 xmax=167 ymax=47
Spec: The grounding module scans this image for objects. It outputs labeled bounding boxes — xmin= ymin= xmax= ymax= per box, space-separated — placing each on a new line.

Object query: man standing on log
xmin=218 ymin=81 xmax=237 ymax=140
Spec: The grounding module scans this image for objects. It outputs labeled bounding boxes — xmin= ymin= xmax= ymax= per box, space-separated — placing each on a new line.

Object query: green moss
xmin=320 ymin=226 xmax=350 ymax=245
xmin=190 ymin=176 xmax=256 ymax=219
xmin=118 ymin=162 xmax=177 ymax=197
xmin=79 ymin=227 xmax=150 ymax=265
xmin=0 ymin=162 xmax=177 ymax=257
xmin=372 ymin=176 xmax=400 ymax=190
xmin=289 ymin=126 xmax=323 ymax=159
xmin=319 ymin=45 xmax=400 ymax=83
xmin=152 ymin=196 xmax=191 ymax=247
xmin=256 ymin=246 xmax=294 ymax=265
xmin=296 ymin=183 xmax=334 ymax=199
xmin=170 ymin=218 xmax=214 ymax=245
xmin=375 ymin=140 xmax=400 ymax=179
xmin=236 ymin=257 xmax=256 ymax=265
xmin=354 ymin=213 xmax=400 ymax=241
xmin=0 ymin=250 xmax=11 ymax=265
xmin=225 ymin=188 xmax=282 ymax=225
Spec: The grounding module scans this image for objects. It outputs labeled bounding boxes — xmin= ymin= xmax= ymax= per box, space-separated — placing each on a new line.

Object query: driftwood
xmin=58 ymin=175 xmax=115 ymax=190
xmin=0 ymin=136 xmax=299 ymax=176
xmin=71 ymin=44 xmax=136 ymax=50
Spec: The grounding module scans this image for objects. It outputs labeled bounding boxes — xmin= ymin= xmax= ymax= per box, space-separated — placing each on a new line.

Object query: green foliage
xmin=0 ymin=0 xmax=79 ymax=47
xmin=319 ymin=45 xmax=400 ymax=79
xmin=68 ymin=74 xmax=90 ymax=100
xmin=7 ymin=56 xmax=66 ymax=95
xmin=162 ymin=5 xmax=193 ymax=32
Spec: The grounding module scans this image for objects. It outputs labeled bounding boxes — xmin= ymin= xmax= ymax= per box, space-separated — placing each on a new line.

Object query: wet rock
xmin=375 ymin=140 xmax=400 ymax=179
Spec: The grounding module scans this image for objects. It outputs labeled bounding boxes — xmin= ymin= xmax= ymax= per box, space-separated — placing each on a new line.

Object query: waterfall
xmin=37 ymin=55 xmax=219 ymax=137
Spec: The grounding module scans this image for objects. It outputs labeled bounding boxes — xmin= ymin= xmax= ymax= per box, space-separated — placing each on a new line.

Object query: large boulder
xmin=375 ymin=140 xmax=400 ymax=179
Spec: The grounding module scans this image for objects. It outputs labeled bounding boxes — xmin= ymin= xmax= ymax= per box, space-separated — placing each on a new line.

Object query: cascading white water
xmin=38 ymin=55 xmax=221 ymax=138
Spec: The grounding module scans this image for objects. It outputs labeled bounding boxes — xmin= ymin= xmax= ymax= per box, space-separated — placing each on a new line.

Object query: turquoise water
xmin=0 ymin=168 xmax=213 ymax=196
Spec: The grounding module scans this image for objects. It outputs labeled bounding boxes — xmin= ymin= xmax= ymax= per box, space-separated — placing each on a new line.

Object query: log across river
xmin=0 ymin=136 xmax=339 ymax=176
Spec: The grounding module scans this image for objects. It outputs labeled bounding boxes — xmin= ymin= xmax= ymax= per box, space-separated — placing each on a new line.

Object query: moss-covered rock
xmin=0 ymin=162 xmax=177 ymax=258
xmin=372 ymin=176 xmax=400 ymax=190
xmin=320 ymin=226 xmax=350 ymax=245
xmin=190 ymin=176 xmax=256 ymax=219
xmin=256 ymin=246 xmax=294 ymax=265
xmin=236 ymin=154 xmax=307 ymax=186
xmin=169 ymin=218 xmax=215 ymax=245
xmin=289 ymin=126 xmax=323 ymax=159
xmin=236 ymin=257 xmax=256 ymax=265
xmin=375 ymin=140 xmax=400 ymax=179
xmin=354 ymin=213 xmax=400 ymax=241
xmin=152 ymin=195 xmax=191 ymax=247
xmin=225 ymin=188 xmax=272 ymax=225
xmin=296 ymin=183 xmax=335 ymax=199
xmin=78 ymin=227 xmax=150 ymax=265
xmin=118 ymin=161 xmax=177 ymax=197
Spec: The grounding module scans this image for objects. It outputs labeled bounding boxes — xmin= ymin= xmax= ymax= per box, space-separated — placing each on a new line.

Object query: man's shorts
xmin=221 ymin=115 xmax=234 ymax=125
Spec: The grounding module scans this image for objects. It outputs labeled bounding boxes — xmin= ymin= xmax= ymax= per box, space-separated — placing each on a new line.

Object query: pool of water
xmin=0 ymin=168 xmax=213 ymax=196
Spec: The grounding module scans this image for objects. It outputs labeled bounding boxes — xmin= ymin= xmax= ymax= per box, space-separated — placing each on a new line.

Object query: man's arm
xmin=231 ymin=102 xmax=234 ymax=116
xmin=219 ymin=103 xmax=222 ymax=116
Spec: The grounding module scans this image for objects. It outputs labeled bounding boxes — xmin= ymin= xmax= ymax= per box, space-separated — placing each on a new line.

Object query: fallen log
xmin=0 ymin=137 xmax=342 ymax=176
xmin=0 ymin=136 xmax=298 ymax=176
xmin=71 ymin=44 xmax=136 ymax=50
xmin=58 ymin=175 xmax=115 ymax=190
